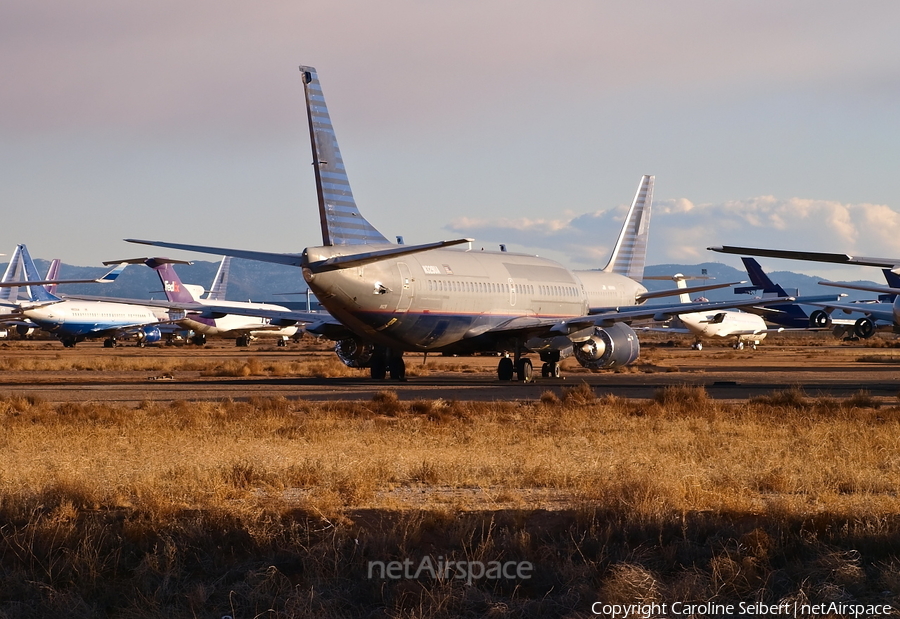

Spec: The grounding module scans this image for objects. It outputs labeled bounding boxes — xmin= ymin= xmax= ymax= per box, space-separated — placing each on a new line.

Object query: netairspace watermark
xmin=368 ymin=556 xmax=533 ymax=586
xmin=591 ymin=601 xmax=894 ymax=617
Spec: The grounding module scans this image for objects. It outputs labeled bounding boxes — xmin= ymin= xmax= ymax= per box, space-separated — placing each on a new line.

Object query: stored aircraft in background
xmin=734 ymin=257 xmax=861 ymax=338
xmin=127 ymin=65 xmax=794 ymax=381
xmin=711 ymin=245 xmax=900 ymax=339
xmin=101 ymin=256 xmax=302 ymax=346
xmin=641 ymin=273 xmax=781 ymax=350
xmin=1 ymin=245 xmax=178 ymax=347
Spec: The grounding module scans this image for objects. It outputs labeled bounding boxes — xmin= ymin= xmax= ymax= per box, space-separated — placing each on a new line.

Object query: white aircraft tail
xmin=206 ymin=256 xmax=231 ymax=301
xmin=300 ymin=66 xmax=389 ymax=246
xmin=603 ymin=175 xmax=654 ymax=280
xmin=0 ymin=245 xmax=26 ymax=303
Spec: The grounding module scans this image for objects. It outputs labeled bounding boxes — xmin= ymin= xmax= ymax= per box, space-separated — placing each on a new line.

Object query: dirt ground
xmin=1 ymin=331 xmax=898 ymax=405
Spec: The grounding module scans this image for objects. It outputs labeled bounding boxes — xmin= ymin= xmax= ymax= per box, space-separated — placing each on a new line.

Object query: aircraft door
xmin=396 ymin=262 xmax=413 ymax=313
xmin=508 ymin=278 xmax=516 ymax=307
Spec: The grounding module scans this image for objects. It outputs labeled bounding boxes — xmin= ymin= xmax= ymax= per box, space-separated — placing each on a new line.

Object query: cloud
xmin=445 ymin=196 xmax=900 ymax=268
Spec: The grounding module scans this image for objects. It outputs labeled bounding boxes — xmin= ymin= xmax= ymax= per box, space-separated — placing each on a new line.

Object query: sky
xmin=3 ymin=1 xmax=900 ymax=281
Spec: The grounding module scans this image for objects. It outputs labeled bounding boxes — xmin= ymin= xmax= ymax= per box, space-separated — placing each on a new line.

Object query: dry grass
xmin=1 ymin=388 xmax=900 ymax=616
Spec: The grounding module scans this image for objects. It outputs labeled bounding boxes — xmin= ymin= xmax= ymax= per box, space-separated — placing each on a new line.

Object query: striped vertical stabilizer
xmin=44 ymin=259 xmax=61 ymax=295
xmin=0 ymin=245 xmax=25 ymax=303
xmin=18 ymin=244 xmax=61 ymax=303
xmin=603 ymin=175 xmax=654 ymax=280
xmin=206 ymin=256 xmax=231 ymax=301
xmin=300 ymin=66 xmax=388 ymax=246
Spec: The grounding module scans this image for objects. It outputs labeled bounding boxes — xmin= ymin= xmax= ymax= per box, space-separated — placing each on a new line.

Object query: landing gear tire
xmin=692 ymin=342 xmax=703 ymax=351
xmin=103 ymin=338 xmax=117 ymax=348
xmin=277 ymin=338 xmax=287 ymax=347
xmin=235 ymin=335 xmax=250 ymax=347
xmin=389 ymin=357 xmax=406 ymax=381
xmin=516 ymin=358 xmax=533 ymax=383
xmin=61 ymin=337 xmax=77 ymax=348
xmin=735 ymin=341 xmax=744 ymax=350
xmin=191 ymin=334 xmax=207 ymax=346
xmin=541 ymin=362 xmax=560 ymax=378
xmin=497 ymin=357 xmax=514 ymax=381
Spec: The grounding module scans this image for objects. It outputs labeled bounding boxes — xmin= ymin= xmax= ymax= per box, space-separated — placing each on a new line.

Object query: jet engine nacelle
xmin=335 ymin=337 xmax=375 ymax=368
xmin=572 ymin=323 xmax=640 ymax=370
xmin=854 ymin=317 xmax=876 ymax=339
xmin=137 ymin=326 xmax=162 ymax=344
xmin=15 ymin=325 xmax=36 ymax=338
xmin=809 ymin=309 xmax=831 ymax=329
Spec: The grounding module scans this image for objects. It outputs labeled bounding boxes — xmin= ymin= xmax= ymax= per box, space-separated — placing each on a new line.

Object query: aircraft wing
xmin=636 ymin=325 xmax=692 ymax=334
xmin=65 ymin=293 xmax=328 ymax=326
xmin=807 ymin=301 xmax=895 ymax=323
xmin=817 ymin=281 xmax=900 ymax=296
xmin=554 ymin=295 xmax=795 ymax=335
xmin=635 ymin=280 xmax=746 ymax=302
xmin=708 ymin=246 xmax=900 ymax=269
xmin=474 ymin=297 xmax=795 ymax=342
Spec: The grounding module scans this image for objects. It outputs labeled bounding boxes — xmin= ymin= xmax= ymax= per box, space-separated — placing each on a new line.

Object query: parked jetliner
xmin=103 ymin=257 xmax=302 ymax=346
xmin=735 ymin=257 xmax=856 ymax=337
xmin=128 ymin=65 xmax=792 ymax=381
xmin=4 ymin=245 xmax=178 ymax=347
xmin=710 ymin=245 xmax=900 ymax=339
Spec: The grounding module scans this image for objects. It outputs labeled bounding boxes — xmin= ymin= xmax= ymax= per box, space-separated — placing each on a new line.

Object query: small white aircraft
xmin=642 ymin=274 xmax=781 ymax=350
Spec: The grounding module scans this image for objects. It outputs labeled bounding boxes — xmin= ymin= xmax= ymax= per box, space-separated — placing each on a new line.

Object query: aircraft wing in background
xmin=709 ymin=246 xmax=900 ymax=269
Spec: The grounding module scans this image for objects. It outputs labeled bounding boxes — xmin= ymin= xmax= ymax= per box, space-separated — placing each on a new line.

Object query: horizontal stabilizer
xmin=0 ymin=262 xmax=128 ymax=287
xmin=103 ymin=257 xmax=193 ymax=267
xmin=306 ymin=239 xmax=473 ymax=273
xmin=126 ymin=239 xmax=306 ymax=267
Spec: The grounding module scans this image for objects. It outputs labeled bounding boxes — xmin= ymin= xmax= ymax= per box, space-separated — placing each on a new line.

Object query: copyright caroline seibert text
xmin=592 ymin=601 xmax=893 ymax=617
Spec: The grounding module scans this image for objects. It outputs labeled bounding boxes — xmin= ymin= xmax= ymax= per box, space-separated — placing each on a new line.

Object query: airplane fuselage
xmin=24 ymin=300 xmax=167 ymax=337
xmin=302 ymin=244 xmax=647 ymax=352
xmin=678 ymin=310 xmax=768 ymax=342
xmin=180 ymin=299 xmax=299 ymax=339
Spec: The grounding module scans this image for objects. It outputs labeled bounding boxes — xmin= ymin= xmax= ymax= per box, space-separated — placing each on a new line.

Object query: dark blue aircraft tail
xmin=735 ymin=256 xmax=811 ymax=328
xmin=738 ymin=257 xmax=788 ymax=296
xmin=880 ymin=269 xmax=900 ymax=302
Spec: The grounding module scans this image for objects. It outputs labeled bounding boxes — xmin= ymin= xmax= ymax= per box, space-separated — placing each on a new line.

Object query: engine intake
xmin=573 ymin=323 xmax=640 ymax=370
xmin=809 ymin=309 xmax=831 ymax=329
xmin=854 ymin=317 xmax=876 ymax=339
xmin=335 ymin=337 xmax=375 ymax=368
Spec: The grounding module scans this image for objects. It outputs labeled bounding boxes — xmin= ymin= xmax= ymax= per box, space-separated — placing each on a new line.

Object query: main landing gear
xmin=369 ymin=347 xmax=406 ymax=381
xmin=497 ymin=356 xmax=533 ymax=382
xmin=540 ymin=361 xmax=561 ymax=378
xmin=497 ymin=348 xmax=560 ymax=382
